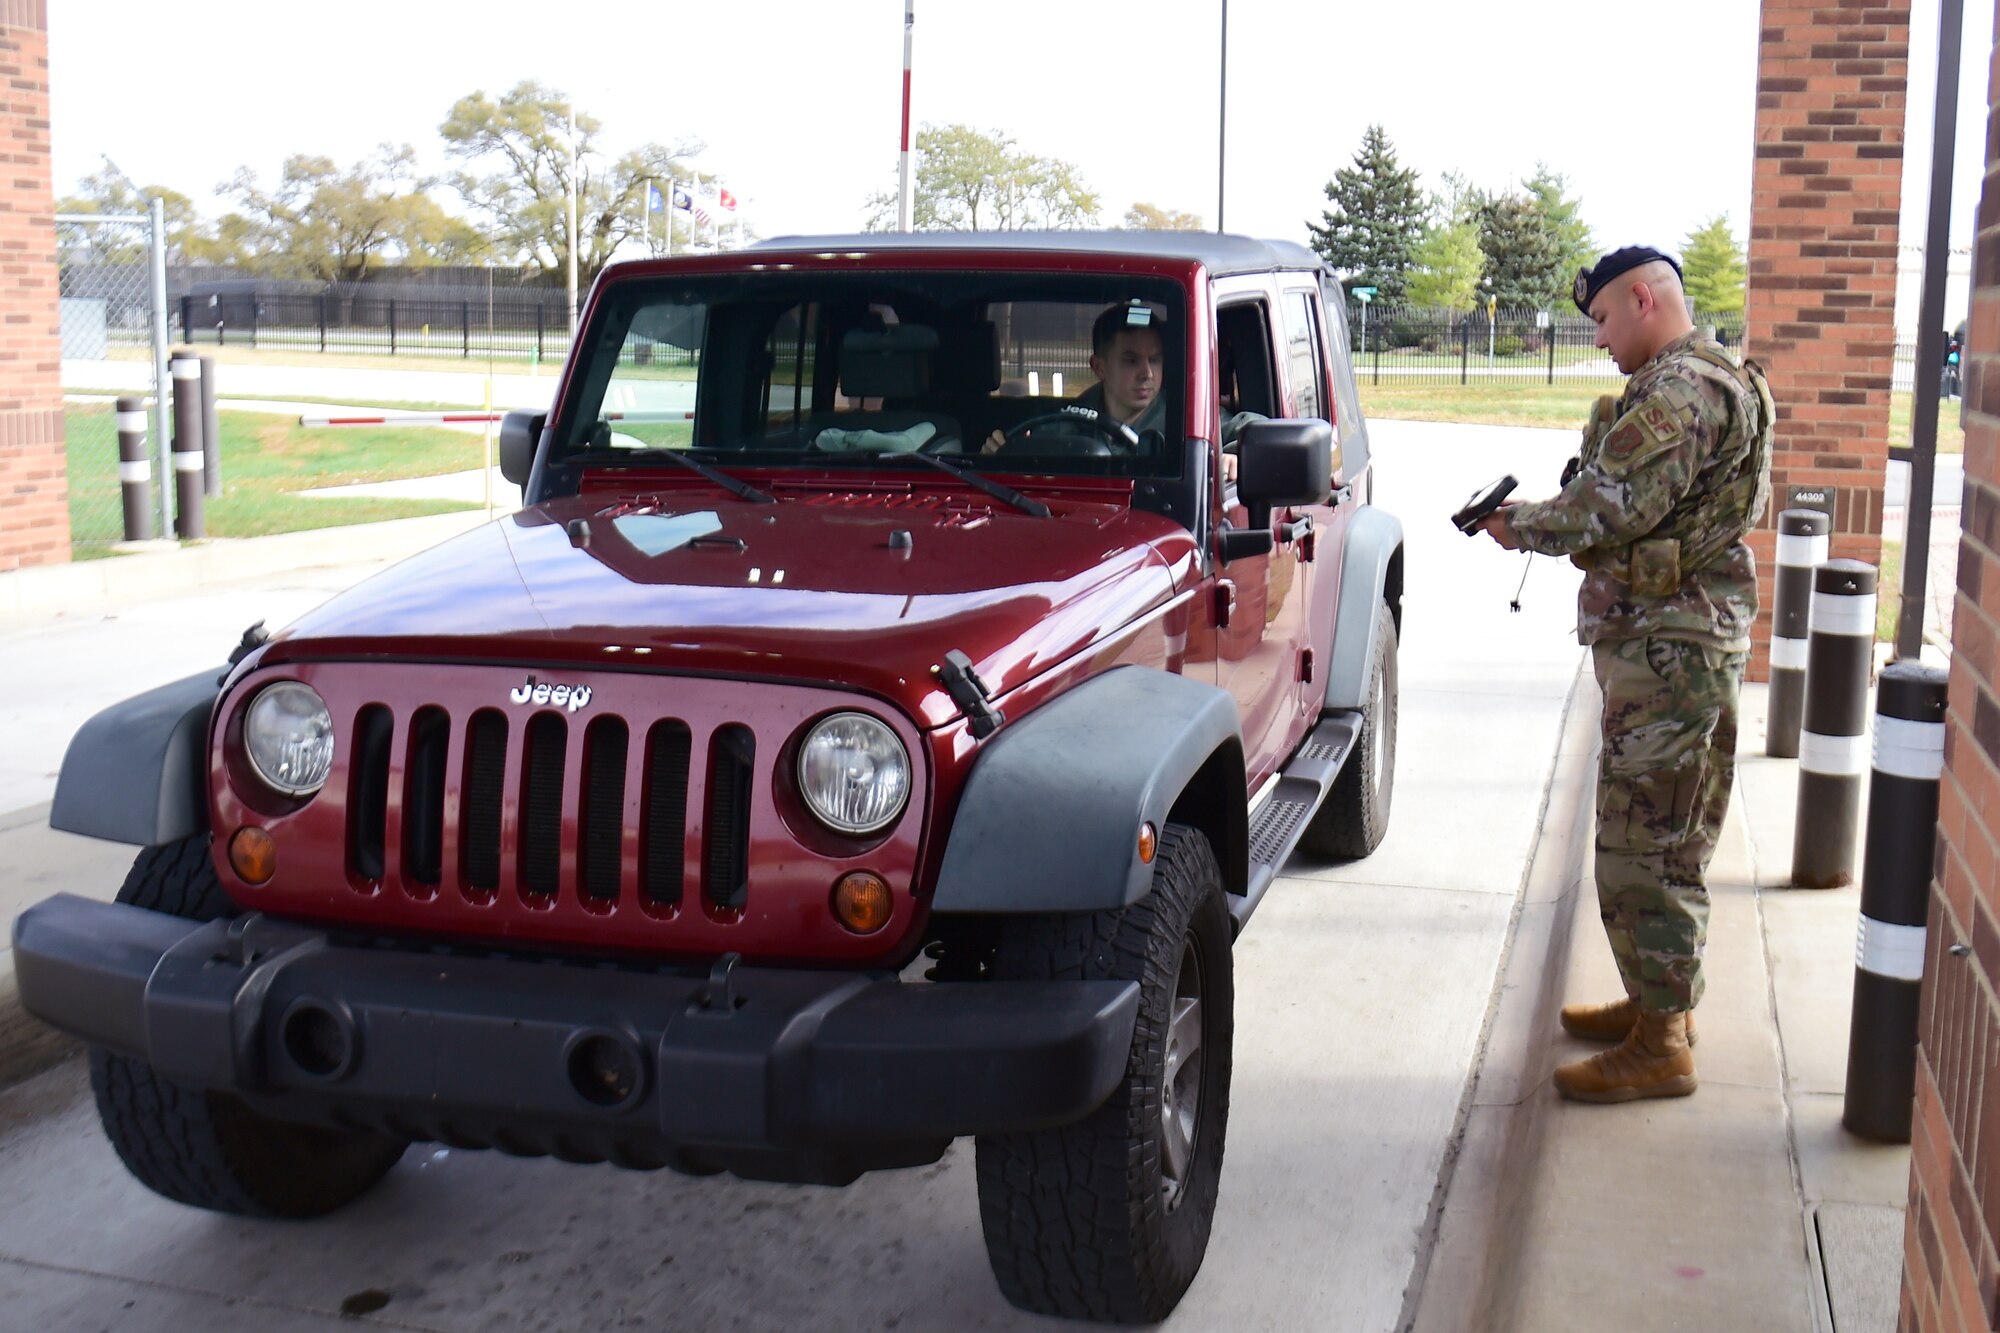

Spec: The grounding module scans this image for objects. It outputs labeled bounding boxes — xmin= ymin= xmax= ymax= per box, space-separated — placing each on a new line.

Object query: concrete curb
xmin=0 ymin=509 xmax=495 ymax=631
xmin=1408 ymin=659 xmax=1601 ymax=1331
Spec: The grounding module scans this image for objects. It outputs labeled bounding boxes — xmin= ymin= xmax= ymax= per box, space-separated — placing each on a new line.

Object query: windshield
xmin=555 ymin=272 xmax=1188 ymax=480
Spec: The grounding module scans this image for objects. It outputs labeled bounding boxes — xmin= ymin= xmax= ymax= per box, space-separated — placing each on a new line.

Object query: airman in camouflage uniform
xmin=1479 ymin=246 xmax=1773 ymax=1103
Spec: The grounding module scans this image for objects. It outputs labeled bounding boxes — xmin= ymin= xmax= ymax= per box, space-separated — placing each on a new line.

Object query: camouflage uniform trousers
xmin=1591 ymin=635 xmax=1747 ymax=1013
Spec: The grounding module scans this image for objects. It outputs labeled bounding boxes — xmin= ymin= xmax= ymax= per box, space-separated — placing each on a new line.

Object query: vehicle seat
xmin=811 ymin=322 xmax=961 ymax=449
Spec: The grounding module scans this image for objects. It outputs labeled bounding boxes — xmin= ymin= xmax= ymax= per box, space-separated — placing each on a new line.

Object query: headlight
xmin=243 ymin=682 xmax=336 ymax=797
xmin=797 ymin=712 xmax=910 ymax=835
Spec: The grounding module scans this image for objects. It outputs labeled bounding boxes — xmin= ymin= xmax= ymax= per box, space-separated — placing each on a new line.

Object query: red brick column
xmin=1901 ymin=19 xmax=2000 ymax=1329
xmin=1743 ymin=0 xmax=1910 ymax=679
xmin=0 ymin=0 xmax=65 ymax=572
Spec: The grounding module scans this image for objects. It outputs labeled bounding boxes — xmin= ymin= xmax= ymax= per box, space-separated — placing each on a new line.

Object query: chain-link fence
xmin=57 ymin=213 xmax=165 ymax=554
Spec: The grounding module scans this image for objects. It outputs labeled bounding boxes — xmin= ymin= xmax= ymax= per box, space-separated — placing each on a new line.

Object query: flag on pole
xmin=647 ymin=182 xmax=664 ymax=213
xmin=719 ymin=187 xmax=738 ymax=212
xmin=671 ymin=186 xmax=693 ymax=212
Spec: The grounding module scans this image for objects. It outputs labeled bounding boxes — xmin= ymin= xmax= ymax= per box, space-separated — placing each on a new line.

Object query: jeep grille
xmin=215 ymin=664 xmax=925 ymax=960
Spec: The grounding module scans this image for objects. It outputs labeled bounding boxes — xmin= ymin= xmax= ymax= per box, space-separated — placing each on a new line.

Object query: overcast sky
xmin=50 ymin=0 xmax=1995 ymax=258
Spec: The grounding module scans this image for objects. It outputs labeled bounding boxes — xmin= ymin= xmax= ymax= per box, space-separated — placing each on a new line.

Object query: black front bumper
xmin=13 ymin=894 xmax=1139 ymax=1184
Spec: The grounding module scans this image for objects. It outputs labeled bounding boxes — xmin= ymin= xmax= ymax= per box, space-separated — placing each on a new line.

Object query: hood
xmin=264 ymin=484 xmax=1195 ymax=728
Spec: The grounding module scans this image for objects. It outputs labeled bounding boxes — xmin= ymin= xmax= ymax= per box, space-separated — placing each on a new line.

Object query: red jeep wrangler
xmin=17 ymin=233 xmax=1402 ymax=1323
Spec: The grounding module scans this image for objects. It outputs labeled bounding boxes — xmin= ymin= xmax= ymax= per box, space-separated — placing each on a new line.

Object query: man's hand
xmin=1477 ymin=499 xmax=1523 ymax=549
xmin=981 ymin=429 xmax=1005 ymax=455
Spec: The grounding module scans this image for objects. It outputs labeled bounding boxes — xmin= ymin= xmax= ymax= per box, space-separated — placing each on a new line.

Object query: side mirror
xmin=499 ymin=410 xmax=546 ymax=487
xmin=1234 ymin=418 xmax=1333 ymax=530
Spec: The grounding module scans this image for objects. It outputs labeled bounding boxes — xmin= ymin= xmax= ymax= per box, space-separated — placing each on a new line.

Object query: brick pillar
xmin=1743 ymin=0 xmax=1911 ymax=680
xmin=0 ymin=0 xmax=65 ymax=572
xmin=1901 ymin=15 xmax=2000 ymax=1329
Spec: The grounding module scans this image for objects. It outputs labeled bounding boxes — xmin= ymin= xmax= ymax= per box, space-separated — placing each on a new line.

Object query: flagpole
xmin=667 ymin=178 xmax=676 ymax=257
xmin=898 ymin=0 xmax=915 ymax=232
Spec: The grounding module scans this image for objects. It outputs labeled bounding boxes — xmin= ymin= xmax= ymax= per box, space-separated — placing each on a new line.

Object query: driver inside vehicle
xmin=984 ymin=300 xmax=1165 ymax=454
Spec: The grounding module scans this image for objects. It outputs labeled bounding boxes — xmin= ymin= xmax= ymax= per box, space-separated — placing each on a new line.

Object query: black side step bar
xmin=1229 ymin=711 xmax=1363 ymax=932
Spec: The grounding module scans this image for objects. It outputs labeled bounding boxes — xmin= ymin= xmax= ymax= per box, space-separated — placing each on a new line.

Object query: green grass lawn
xmin=1878 ymin=537 xmax=1903 ymax=642
xmin=1360 ymin=381 xmax=1963 ymax=454
xmin=65 ymin=407 xmax=486 ymax=553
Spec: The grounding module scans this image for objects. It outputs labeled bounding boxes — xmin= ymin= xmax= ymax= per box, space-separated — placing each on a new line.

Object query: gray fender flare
xmin=49 ymin=669 xmax=222 ymax=846
xmin=932 ymin=667 xmax=1244 ymax=914
xmin=1323 ymin=505 xmax=1405 ymax=713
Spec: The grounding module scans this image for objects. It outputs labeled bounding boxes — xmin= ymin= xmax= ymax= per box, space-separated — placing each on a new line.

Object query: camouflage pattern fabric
xmin=1501 ymin=330 xmax=1771 ymax=650
xmin=1592 ymin=636 xmax=1746 ymax=1012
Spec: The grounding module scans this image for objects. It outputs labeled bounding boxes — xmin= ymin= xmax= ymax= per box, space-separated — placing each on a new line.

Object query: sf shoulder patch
xmin=1599 ymin=393 xmax=1684 ymax=476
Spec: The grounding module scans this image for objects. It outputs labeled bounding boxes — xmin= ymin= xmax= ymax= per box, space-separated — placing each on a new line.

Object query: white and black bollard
xmin=1792 ymin=559 xmax=1878 ymax=888
xmin=1767 ymin=508 xmax=1830 ymax=758
xmin=1842 ymin=661 xmax=1948 ymax=1142
xmin=170 ymin=354 xmax=205 ymax=539
xmin=199 ymin=353 xmax=221 ymax=498
xmin=115 ymin=394 xmax=152 ymax=541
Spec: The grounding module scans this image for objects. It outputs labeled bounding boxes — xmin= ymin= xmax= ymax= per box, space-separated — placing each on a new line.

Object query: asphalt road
xmin=0 ymin=420 xmax=1587 ymax=1331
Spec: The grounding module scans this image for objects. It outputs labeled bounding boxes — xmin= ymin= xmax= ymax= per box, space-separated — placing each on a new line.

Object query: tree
xmin=223 ymin=145 xmax=475 ymax=283
xmin=56 ymin=157 xmax=223 ymax=265
xmin=864 ymin=124 xmax=1099 ymax=231
xmin=1306 ymin=125 xmax=1426 ymax=302
xmin=1405 ymin=219 xmax=1484 ymax=309
xmin=1523 ymin=164 xmax=1594 ymax=280
xmin=1681 ymin=215 xmax=1747 ymax=316
xmin=1476 ymin=190 xmax=1568 ymax=310
xmin=1124 ymin=202 xmax=1204 ymax=230
xmin=440 ymin=81 xmax=703 ymax=280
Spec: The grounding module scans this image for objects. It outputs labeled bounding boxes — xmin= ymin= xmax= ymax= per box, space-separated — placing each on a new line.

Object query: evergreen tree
xmin=1524 ymin=164 xmax=1595 ymax=280
xmin=1476 ymin=190 xmax=1568 ymax=310
xmin=1307 ymin=125 xmax=1425 ymax=302
xmin=1681 ymin=215 xmax=1747 ymax=315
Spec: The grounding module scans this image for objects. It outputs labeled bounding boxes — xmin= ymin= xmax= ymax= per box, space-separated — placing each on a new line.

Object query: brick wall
xmin=1744 ymin=0 xmax=1910 ymax=679
xmin=1900 ymin=11 xmax=2000 ymax=1331
xmin=0 ymin=0 xmax=65 ymax=572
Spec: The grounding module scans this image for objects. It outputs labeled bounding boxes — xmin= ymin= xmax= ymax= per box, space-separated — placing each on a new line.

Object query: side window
xmin=1215 ymin=301 xmax=1278 ymax=420
xmin=1318 ymin=274 xmax=1367 ymax=478
xmin=1281 ymin=290 xmax=1328 ymax=421
xmin=761 ymin=303 xmax=817 ymax=437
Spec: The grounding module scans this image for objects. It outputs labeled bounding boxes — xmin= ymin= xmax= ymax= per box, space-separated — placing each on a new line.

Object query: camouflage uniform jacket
xmin=1500 ymin=330 xmax=1773 ymax=650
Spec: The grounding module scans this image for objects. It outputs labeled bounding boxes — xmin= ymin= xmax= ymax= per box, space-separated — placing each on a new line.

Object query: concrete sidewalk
xmin=1414 ymin=679 xmax=1915 ymax=1332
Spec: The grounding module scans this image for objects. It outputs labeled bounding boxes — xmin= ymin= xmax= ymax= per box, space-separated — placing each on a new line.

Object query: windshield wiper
xmin=828 ymin=449 xmax=1051 ymax=519
xmin=644 ymin=446 xmax=775 ymax=504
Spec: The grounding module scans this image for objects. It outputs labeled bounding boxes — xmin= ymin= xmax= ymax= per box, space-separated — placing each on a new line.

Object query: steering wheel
xmin=992 ymin=406 xmax=1142 ymax=457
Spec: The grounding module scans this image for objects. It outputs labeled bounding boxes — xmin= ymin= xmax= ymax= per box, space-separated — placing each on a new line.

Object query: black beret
xmin=1573 ymin=246 xmax=1683 ymax=314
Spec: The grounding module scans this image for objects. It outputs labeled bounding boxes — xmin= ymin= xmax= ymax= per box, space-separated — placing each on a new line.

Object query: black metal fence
xmin=174 ymin=283 xmax=574 ymax=363
xmin=1340 ymin=303 xmax=1750 ymax=385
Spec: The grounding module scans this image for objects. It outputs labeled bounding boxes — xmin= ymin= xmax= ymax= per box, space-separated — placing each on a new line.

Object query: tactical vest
xmin=1584 ymin=342 xmax=1774 ymax=592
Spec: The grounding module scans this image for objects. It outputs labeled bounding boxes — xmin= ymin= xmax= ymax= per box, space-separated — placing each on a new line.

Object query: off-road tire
xmin=1300 ymin=600 xmax=1398 ymax=859
xmin=89 ymin=833 xmax=407 ymax=1217
xmin=973 ymin=824 xmax=1233 ymax=1323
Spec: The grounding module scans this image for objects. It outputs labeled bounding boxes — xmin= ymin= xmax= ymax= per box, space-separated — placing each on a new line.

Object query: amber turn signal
xmin=1138 ymin=822 xmax=1158 ymax=865
xmin=230 ymin=826 xmax=277 ymax=885
xmin=832 ymin=872 xmax=893 ymax=934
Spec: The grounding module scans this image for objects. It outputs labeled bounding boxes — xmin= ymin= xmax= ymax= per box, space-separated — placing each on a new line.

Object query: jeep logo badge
xmin=510 ymin=674 xmax=592 ymax=713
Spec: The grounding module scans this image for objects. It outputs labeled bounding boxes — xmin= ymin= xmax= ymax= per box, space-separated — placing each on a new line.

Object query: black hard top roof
xmin=749 ymin=230 xmax=1329 ymax=278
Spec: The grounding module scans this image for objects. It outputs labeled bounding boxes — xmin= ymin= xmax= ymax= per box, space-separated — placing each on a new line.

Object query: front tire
xmin=89 ymin=834 xmax=407 ymax=1218
xmin=974 ymin=824 xmax=1233 ymax=1323
xmin=1301 ymin=600 xmax=1398 ymax=859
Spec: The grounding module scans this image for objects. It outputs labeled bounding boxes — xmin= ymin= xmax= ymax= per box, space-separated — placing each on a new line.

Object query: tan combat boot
xmin=1552 ymin=1009 xmax=1698 ymax=1103
xmin=1559 ymin=996 xmax=1698 ymax=1046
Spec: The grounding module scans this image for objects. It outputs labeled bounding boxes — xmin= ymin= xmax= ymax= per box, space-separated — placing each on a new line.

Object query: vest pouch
xmin=1629 ymin=538 xmax=1682 ymax=596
